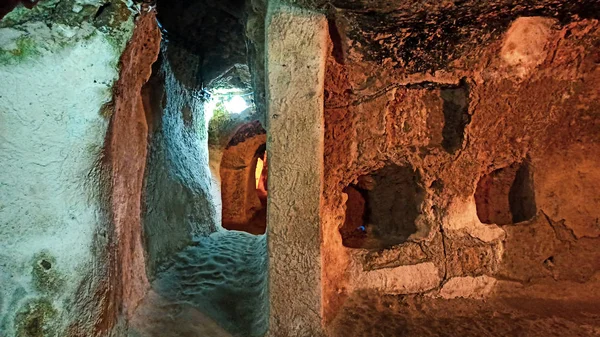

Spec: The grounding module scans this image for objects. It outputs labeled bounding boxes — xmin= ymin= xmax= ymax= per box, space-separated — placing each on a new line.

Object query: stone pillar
xmin=266 ymin=5 xmax=328 ymax=337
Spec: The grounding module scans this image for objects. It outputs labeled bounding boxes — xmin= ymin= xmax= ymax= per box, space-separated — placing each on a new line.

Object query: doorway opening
xmin=220 ymin=121 xmax=267 ymax=235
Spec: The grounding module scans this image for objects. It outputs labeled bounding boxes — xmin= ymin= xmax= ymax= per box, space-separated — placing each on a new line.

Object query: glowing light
xmin=203 ymin=90 xmax=251 ymax=126
xmin=255 ymin=157 xmax=264 ymax=188
xmin=203 ymin=98 xmax=217 ymax=125
xmin=224 ymin=95 xmax=248 ymax=114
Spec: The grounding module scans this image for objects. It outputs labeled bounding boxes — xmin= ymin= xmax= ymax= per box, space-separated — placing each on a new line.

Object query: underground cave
xmin=0 ymin=0 xmax=599 ymax=336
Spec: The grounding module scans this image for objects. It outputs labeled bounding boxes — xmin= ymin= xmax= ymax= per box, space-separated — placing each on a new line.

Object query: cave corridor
xmin=0 ymin=0 xmax=599 ymax=336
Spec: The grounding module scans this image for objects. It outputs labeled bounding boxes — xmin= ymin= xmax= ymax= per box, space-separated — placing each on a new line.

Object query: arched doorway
xmin=219 ymin=121 xmax=267 ymax=234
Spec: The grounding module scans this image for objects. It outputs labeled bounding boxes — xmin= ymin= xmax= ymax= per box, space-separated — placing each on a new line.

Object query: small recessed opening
xmin=441 ymin=79 xmax=470 ymax=154
xmin=340 ymin=164 xmax=424 ymax=250
xmin=94 ymin=2 xmax=111 ymax=20
xmin=475 ymin=161 xmax=536 ymax=225
xmin=39 ymin=259 xmax=51 ymax=270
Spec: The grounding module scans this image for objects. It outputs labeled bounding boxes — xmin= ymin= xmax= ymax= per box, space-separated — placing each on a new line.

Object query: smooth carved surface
xmin=0 ymin=20 xmax=130 ymax=336
xmin=266 ymin=6 xmax=328 ymax=337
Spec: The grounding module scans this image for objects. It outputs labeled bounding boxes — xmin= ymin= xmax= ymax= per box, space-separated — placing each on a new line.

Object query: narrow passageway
xmin=131 ymin=232 xmax=268 ymax=337
xmin=1 ymin=1 xmax=599 ymax=337
xmin=130 ymin=0 xmax=270 ymax=335
xmin=220 ymin=122 xmax=268 ymax=235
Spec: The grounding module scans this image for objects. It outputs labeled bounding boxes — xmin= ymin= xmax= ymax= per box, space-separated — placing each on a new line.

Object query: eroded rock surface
xmin=0 ymin=1 xmax=135 ymax=335
xmin=321 ymin=6 xmax=600 ymax=335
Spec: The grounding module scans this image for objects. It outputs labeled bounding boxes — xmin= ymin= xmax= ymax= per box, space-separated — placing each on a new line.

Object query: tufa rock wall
xmin=0 ymin=1 xmax=137 ymax=336
xmin=322 ymin=13 xmax=600 ymax=335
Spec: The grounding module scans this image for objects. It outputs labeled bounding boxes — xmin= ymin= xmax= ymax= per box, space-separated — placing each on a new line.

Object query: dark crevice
xmin=341 ymin=164 xmax=424 ymax=250
xmin=94 ymin=2 xmax=111 ymax=20
xmin=405 ymin=81 xmax=464 ymax=90
xmin=156 ymin=0 xmax=247 ymax=86
xmin=327 ymin=18 xmax=345 ymax=64
xmin=475 ymin=161 xmax=537 ymax=225
xmin=326 ymin=79 xmax=467 ymax=109
xmin=0 ymin=0 xmax=39 ymax=20
xmin=508 ymin=160 xmax=537 ymax=223
xmin=441 ymin=79 xmax=470 ymax=154
xmin=40 ymin=259 xmax=52 ymax=270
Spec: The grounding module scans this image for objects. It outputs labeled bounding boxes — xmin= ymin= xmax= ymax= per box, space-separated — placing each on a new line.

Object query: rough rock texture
xmin=330 ymin=291 xmax=600 ymax=337
xmin=0 ymin=1 xmax=37 ymax=21
xmin=3 ymin=1 xmax=599 ymax=336
xmin=265 ymin=5 xmax=328 ymax=337
xmin=328 ymin=0 xmax=600 ymax=74
xmin=500 ymin=17 xmax=556 ymax=77
xmin=439 ymin=275 xmax=497 ymax=299
xmin=340 ymin=164 xmax=424 ymax=249
xmin=104 ymin=11 xmax=161 ymax=321
xmin=220 ymin=128 xmax=267 ymax=235
xmin=474 ymin=161 xmax=536 ymax=225
xmin=129 ymin=1 xmax=271 ymax=336
xmin=142 ymin=44 xmax=218 ymax=277
xmin=130 ymin=231 xmax=268 ymax=337
xmin=129 ymin=290 xmax=233 ymax=337
xmin=0 ymin=1 xmax=134 ymax=336
xmin=246 ymin=0 xmax=268 ymax=125
xmin=155 ymin=0 xmax=248 ymax=87
xmin=321 ymin=7 xmax=600 ymax=335
xmin=353 ymin=263 xmax=441 ymax=295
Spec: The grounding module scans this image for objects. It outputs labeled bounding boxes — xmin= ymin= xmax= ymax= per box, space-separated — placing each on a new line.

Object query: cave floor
xmin=330 ymin=291 xmax=600 ymax=337
xmin=127 ymin=230 xmax=599 ymax=337
xmin=130 ymin=230 xmax=268 ymax=337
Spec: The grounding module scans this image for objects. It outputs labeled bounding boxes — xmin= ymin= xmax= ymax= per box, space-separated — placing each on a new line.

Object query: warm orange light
xmin=255 ymin=157 xmax=264 ymax=188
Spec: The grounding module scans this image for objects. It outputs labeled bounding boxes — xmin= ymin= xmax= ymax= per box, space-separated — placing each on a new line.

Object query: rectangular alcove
xmin=340 ymin=164 xmax=424 ymax=250
xmin=475 ymin=161 xmax=537 ymax=225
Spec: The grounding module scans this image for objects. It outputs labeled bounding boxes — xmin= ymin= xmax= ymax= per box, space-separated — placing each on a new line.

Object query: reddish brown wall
xmin=321 ymin=17 xmax=600 ymax=332
xmin=101 ymin=12 xmax=161 ymax=332
xmin=220 ymin=132 xmax=267 ymax=234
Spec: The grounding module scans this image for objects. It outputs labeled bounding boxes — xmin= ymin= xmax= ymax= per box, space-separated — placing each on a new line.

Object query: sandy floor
xmin=329 ymin=291 xmax=600 ymax=337
xmin=128 ymin=229 xmax=600 ymax=337
xmin=130 ymin=230 xmax=268 ymax=337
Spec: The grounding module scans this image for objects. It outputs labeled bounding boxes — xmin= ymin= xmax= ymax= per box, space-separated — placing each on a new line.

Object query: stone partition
xmin=265 ymin=5 xmax=328 ymax=337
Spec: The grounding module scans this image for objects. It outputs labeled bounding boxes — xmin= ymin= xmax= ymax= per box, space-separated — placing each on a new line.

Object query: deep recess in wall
xmin=341 ymin=164 xmax=424 ymax=250
xmin=441 ymin=79 xmax=470 ymax=154
xmin=475 ymin=161 xmax=537 ymax=225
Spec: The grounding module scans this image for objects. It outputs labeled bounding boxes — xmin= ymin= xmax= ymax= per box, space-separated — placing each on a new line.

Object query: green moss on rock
xmin=0 ymin=0 xmax=131 ymax=30
xmin=208 ymin=104 xmax=235 ymax=145
xmin=99 ymin=100 xmax=115 ymax=119
xmin=31 ymin=251 xmax=64 ymax=295
xmin=0 ymin=0 xmax=61 ymax=28
xmin=14 ymin=298 xmax=58 ymax=337
xmin=0 ymin=0 xmax=134 ymax=60
xmin=0 ymin=37 xmax=39 ymax=65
